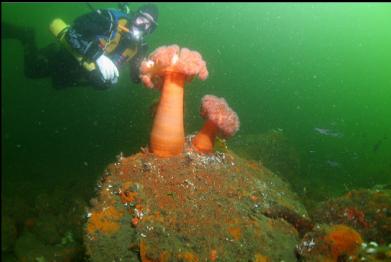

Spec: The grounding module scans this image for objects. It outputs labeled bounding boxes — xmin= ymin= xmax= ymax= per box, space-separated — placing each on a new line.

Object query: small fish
xmin=314 ymin=127 xmax=343 ymax=138
xmin=351 ymin=152 xmax=359 ymax=160
xmin=326 ymin=160 xmax=340 ymax=168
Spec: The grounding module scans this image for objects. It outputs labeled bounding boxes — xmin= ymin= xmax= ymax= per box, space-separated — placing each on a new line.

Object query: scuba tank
xmin=49 ymin=18 xmax=96 ymax=72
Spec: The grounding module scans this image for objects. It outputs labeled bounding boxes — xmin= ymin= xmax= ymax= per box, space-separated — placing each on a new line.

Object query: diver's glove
xmin=96 ymin=54 xmax=119 ymax=84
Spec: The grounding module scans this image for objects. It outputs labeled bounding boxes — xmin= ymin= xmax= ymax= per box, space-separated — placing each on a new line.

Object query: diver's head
xmin=130 ymin=4 xmax=159 ymax=40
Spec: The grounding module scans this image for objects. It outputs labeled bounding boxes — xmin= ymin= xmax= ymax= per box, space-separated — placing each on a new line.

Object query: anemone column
xmin=150 ymin=72 xmax=186 ymax=156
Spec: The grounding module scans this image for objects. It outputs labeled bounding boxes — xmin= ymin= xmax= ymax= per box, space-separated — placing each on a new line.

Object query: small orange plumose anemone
xmin=192 ymin=95 xmax=240 ymax=154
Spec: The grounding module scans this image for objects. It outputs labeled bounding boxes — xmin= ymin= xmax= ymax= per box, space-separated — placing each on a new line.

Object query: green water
xmin=2 ymin=2 xmax=391 ymax=260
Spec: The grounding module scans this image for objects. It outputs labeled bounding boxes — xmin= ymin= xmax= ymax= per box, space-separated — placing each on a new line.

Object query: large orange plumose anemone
xmin=140 ymin=45 xmax=208 ymax=157
xmin=192 ymin=95 xmax=240 ymax=154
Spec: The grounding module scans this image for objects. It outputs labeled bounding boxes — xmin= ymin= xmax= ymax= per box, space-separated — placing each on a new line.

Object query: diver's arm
xmin=129 ymin=41 xmax=148 ymax=84
xmin=65 ymin=10 xmax=112 ymax=61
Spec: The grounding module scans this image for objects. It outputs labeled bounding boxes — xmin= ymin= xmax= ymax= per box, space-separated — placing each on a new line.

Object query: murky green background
xmin=2 ymin=2 xmax=391 ymax=259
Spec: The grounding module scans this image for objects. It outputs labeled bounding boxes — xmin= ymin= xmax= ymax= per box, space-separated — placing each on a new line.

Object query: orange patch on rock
xmin=209 ymin=249 xmax=218 ymax=261
xmin=119 ymin=191 xmax=138 ymax=204
xmin=324 ymin=224 xmax=363 ymax=260
xmin=177 ymin=252 xmax=199 ymax=262
xmin=86 ymin=206 xmax=123 ymax=235
xmin=159 ymin=251 xmax=171 ymax=262
xmin=250 ymin=195 xmax=258 ymax=202
xmin=254 ymin=254 xmax=269 ymax=262
xmin=248 ymin=161 xmax=261 ymax=171
xmin=131 ymin=217 xmax=140 ymax=226
xmin=228 ymin=226 xmax=242 ymax=240
xmin=140 ymin=240 xmax=156 ymax=262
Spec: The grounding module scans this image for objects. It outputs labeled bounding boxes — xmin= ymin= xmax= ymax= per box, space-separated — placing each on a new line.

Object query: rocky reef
xmin=84 ymin=138 xmax=309 ymax=261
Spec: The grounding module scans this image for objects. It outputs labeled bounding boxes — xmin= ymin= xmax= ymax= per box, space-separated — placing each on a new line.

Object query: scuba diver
xmin=1 ymin=3 xmax=159 ymax=90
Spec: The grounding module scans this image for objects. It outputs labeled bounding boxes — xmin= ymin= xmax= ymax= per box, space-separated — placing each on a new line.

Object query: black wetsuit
xmin=3 ymin=9 xmax=147 ymax=90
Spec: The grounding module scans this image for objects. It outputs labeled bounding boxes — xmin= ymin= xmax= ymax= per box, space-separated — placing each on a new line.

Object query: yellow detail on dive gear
xmin=98 ymin=18 xmax=138 ymax=62
xmin=117 ymin=19 xmax=138 ymax=62
xmin=101 ymin=19 xmax=128 ymax=53
xmin=49 ymin=18 xmax=67 ymax=37
xmin=49 ymin=18 xmax=96 ymax=72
